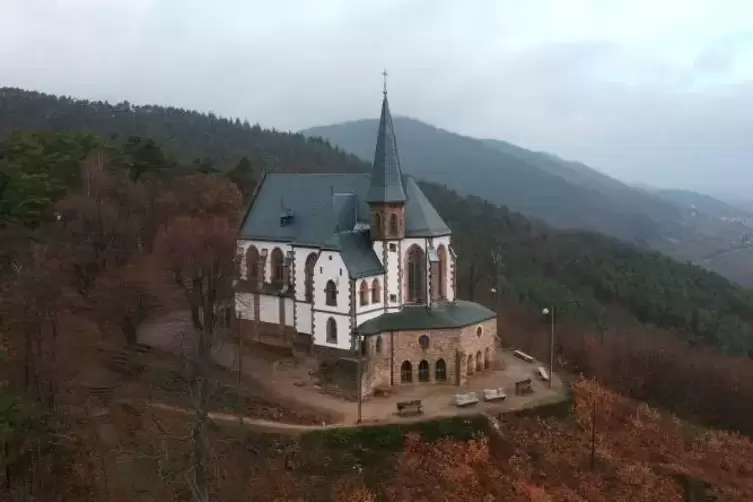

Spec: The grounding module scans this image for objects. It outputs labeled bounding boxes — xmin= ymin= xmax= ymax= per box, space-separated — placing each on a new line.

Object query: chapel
xmin=235 ymin=87 xmax=498 ymax=395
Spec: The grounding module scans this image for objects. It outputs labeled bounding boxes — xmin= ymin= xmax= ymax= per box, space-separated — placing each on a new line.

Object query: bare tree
xmin=155 ymin=212 xmax=238 ymax=502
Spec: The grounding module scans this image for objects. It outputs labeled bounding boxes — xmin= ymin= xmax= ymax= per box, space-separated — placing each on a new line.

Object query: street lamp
xmin=542 ymin=307 xmax=554 ymax=388
xmin=354 ymin=331 xmax=363 ymax=424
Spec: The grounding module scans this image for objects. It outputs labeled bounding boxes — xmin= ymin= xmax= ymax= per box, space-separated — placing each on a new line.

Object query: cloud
xmin=1 ymin=0 xmax=753 ymax=196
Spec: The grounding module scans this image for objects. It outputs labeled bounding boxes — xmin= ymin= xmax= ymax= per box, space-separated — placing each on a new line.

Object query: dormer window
xmin=280 ymin=208 xmax=294 ymax=226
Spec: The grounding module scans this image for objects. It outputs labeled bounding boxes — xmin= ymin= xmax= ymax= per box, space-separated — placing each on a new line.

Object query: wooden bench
xmin=536 ymin=366 xmax=550 ymax=381
xmin=396 ymin=399 xmax=423 ymax=416
xmin=455 ymin=392 xmax=480 ymax=407
xmin=483 ymin=388 xmax=507 ymax=402
xmin=515 ymin=378 xmax=533 ymax=396
xmin=513 ymin=350 xmax=535 ymax=363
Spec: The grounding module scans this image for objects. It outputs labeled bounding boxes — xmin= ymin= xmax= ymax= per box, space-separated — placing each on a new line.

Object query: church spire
xmin=366 ymin=70 xmax=406 ymax=204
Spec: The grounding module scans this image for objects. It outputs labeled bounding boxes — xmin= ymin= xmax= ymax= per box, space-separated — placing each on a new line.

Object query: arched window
xmin=418 ymin=360 xmax=430 ymax=382
xmin=437 ymin=245 xmax=448 ymax=299
xmin=406 ymin=245 xmax=426 ymax=303
xmin=484 ymin=347 xmax=491 ymax=369
xmin=359 ymin=281 xmax=369 ymax=306
xmin=374 ymin=212 xmax=381 ymax=233
xmin=467 ymin=355 xmax=474 ymax=375
xmin=326 ymin=317 xmax=337 ymax=344
xmin=418 ymin=334 xmax=430 ymax=349
xmin=389 ymin=214 xmax=398 ymax=236
xmin=435 ymin=359 xmax=447 ymax=381
xmin=304 ymin=253 xmax=317 ymax=302
xmin=476 ymin=350 xmax=483 ymax=372
xmin=375 ymin=336 xmax=383 ymax=354
xmin=476 ymin=326 xmax=482 ymax=337
xmin=371 ymin=278 xmax=381 ymax=304
xmin=325 ymin=280 xmax=337 ymax=306
xmin=270 ymin=248 xmax=284 ymax=285
xmin=360 ymin=338 xmax=367 ymax=356
xmin=400 ymin=361 xmax=412 ymax=383
xmin=245 ymin=245 xmax=259 ymax=285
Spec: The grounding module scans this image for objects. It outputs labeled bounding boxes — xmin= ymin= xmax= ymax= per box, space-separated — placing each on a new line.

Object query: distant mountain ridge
xmin=651 ymin=188 xmax=753 ymax=219
xmin=303 ymin=117 xmax=688 ymax=246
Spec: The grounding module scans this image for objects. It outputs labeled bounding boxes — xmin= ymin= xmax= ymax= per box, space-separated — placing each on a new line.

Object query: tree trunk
xmin=190 ymin=371 xmax=210 ymax=502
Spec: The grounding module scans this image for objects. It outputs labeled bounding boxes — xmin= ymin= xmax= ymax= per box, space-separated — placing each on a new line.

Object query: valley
xmin=304 ymin=116 xmax=753 ymax=286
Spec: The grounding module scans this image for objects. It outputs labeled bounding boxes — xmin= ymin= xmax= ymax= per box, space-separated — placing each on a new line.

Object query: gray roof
xmin=366 ymin=96 xmax=407 ymax=204
xmin=337 ymin=231 xmax=384 ymax=279
xmin=357 ymin=301 xmax=497 ymax=336
xmin=237 ymin=172 xmax=450 ymax=278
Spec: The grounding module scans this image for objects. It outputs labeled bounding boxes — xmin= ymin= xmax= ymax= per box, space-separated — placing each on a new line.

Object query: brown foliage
xmin=324 ymin=378 xmax=753 ymax=501
xmin=502 ymin=308 xmax=753 ymax=435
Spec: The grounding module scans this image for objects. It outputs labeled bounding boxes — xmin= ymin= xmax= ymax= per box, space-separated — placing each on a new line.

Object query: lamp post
xmin=542 ymin=307 xmax=554 ymax=388
xmin=355 ymin=331 xmax=363 ymax=424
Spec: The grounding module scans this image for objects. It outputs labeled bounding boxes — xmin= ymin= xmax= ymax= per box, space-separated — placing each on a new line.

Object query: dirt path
xmin=138 ymin=310 xmax=569 ymax=428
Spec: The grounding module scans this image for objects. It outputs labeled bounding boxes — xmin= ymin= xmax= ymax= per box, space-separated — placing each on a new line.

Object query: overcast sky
xmin=2 ymin=0 xmax=753 ymax=198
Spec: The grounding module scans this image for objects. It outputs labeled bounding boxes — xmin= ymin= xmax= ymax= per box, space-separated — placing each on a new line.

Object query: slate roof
xmin=366 ymin=96 xmax=407 ymax=204
xmin=357 ymin=301 xmax=497 ymax=336
xmin=237 ymin=95 xmax=450 ymax=279
xmin=337 ymin=231 xmax=385 ymax=279
xmin=237 ymin=173 xmax=451 ymax=278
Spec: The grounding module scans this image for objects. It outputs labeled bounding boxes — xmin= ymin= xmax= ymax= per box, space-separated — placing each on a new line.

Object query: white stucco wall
xmin=235 ymin=293 xmax=293 ymax=327
xmin=296 ymin=301 xmax=313 ymax=334
xmin=382 ymin=239 xmax=401 ymax=308
xmin=434 ymin=235 xmax=454 ymax=301
xmin=293 ymin=247 xmax=319 ymax=302
xmin=237 ymin=239 xmax=293 ymax=282
xmin=355 ymin=307 xmax=384 ymax=328
xmin=355 ymin=274 xmax=385 ymax=313
xmin=312 ymin=250 xmax=349 ymax=315
xmin=402 ymin=235 xmax=453 ymax=302
xmin=373 ymin=241 xmax=385 ymax=266
xmin=259 ymin=294 xmax=279 ymax=324
xmin=284 ymin=297 xmax=294 ymax=327
xmin=312 ymin=311 xmax=352 ymax=350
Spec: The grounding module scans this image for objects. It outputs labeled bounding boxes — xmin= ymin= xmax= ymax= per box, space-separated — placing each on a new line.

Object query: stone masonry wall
xmin=458 ymin=318 xmax=498 ymax=385
xmin=360 ymin=317 xmax=499 ymax=394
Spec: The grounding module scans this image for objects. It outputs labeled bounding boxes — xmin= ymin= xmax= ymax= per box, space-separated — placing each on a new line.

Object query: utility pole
xmin=356 ymin=331 xmax=363 ymax=424
xmin=542 ymin=306 xmax=555 ymax=388
xmin=236 ymin=310 xmax=243 ymax=426
xmin=590 ymin=396 xmax=597 ymax=470
xmin=549 ymin=307 xmax=555 ymax=389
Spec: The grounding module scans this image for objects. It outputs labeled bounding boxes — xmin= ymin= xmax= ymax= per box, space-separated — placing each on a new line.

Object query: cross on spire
xmin=382 ymin=69 xmax=388 ymax=97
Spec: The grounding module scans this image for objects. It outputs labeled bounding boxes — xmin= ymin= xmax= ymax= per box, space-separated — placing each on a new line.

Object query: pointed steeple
xmin=366 ymin=77 xmax=406 ymax=204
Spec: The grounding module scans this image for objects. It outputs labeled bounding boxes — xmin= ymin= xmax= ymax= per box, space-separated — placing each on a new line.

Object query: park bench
xmin=455 ymin=392 xmax=480 ymax=407
xmin=396 ymin=399 xmax=423 ymax=416
xmin=513 ymin=349 xmax=535 ymax=363
xmin=515 ymin=378 xmax=533 ymax=396
xmin=483 ymin=388 xmax=507 ymax=402
xmin=536 ymin=366 xmax=550 ymax=382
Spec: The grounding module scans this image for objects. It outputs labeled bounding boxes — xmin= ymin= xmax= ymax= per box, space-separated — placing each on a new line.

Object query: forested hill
xmin=303 ymin=116 xmax=687 ymax=245
xmin=2 ymin=87 xmax=753 ymax=356
xmin=0 ymin=87 xmax=364 ymax=174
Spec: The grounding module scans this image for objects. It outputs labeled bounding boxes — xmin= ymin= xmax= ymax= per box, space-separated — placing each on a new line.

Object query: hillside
xmin=3 ymin=87 xmax=753 ymax=354
xmin=653 ymin=188 xmax=753 ymax=219
xmin=304 ymin=117 xmax=753 ymax=285
xmin=5 ymin=89 xmax=753 ymax=501
xmin=304 ymin=117 xmax=687 ymax=245
xmin=0 ymin=87 xmax=364 ymax=174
